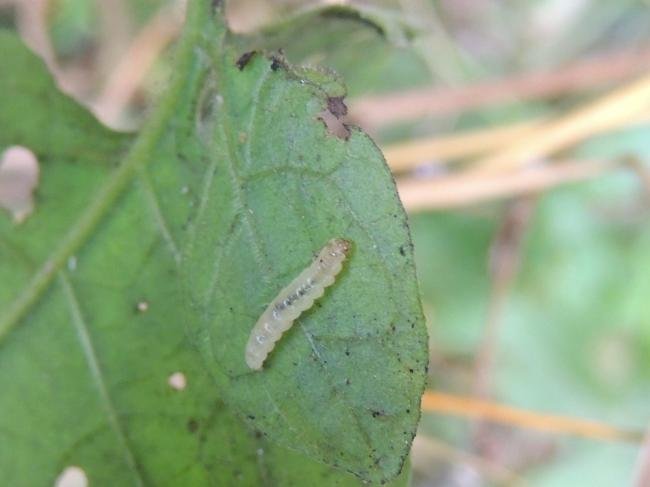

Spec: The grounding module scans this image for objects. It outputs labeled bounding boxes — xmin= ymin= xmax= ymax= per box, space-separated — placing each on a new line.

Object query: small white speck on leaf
xmin=136 ymin=301 xmax=149 ymax=313
xmin=55 ymin=466 xmax=87 ymax=487
xmin=168 ymin=372 xmax=187 ymax=390
xmin=0 ymin=146 xmax=39 ymax=223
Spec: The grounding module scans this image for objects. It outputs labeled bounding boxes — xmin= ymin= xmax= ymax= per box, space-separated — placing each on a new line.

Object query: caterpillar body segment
xmin=245 ymin=238 xmax=351 ymax=370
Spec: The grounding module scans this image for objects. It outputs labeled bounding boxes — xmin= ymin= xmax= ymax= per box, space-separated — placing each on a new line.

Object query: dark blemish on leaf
xmin=391 ymin=324 xmax=396 ymax=332
xmin=408 ymin=368 xmax=414 ymax=373
xmin=344 ymin=349 xmax=350 ymax=356
xmin=187 ymin=418 xmax=199 ymax=432
xmin=270 ymin=57 xmax=282 ymax=71
xmin=371 ymin=410 xmax=383 ymax=418
xmin=345 ymin=378 xmax=351 ymax=385
xmin=254 ymin=430 xmax=264 ymax=439
xmin=327 ymin=96 xmax=348 ymax=118
xmin=399 ymin=245 xmax=406 ymax=256
xmin=197 ymin=81 xmax=221 ymax=136
xmin=406 ymin=409 xmax=410 ymax=414
xmin=236 ymin=51 xmax=256 ymax=70
xmin=247 ymin=415 xmax=255 ymax=420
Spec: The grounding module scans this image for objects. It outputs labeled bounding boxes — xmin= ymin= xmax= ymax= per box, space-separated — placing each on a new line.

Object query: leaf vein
xmin=59 ymin=273 xmax=144 ymax=487
xmin=138 ymin=169 xmax=181 ymax=264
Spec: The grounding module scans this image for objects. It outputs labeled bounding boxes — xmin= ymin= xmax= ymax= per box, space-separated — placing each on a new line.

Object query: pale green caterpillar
xmin=245 ymin=238 xmax=351 ymax=370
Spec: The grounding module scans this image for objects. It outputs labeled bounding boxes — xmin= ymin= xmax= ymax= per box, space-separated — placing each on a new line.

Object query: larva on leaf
xmin=245 ymin=238 xmax=351 ymax=370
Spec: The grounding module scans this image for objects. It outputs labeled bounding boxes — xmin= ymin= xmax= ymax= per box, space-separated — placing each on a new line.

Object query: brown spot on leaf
xmin=236 ymin=51 xmax=256 ymax=70
xmin=327 ymin=96 xmax=348 ymax=118
xmin=187 ymin=418 xmax=199 ymax=433
xmin=270 ymin=55 xmax=284 ymax=71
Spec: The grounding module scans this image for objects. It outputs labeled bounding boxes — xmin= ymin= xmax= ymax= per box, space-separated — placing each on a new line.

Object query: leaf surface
xmin=183 ymin=4 xmax=428 ymax=483
xmin=0 ymin=1 xmax=426 ymax=484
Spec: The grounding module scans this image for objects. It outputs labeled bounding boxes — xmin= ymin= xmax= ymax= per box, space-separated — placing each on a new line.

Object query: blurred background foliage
xmin=2 ymin=0 xmax=650 ymax=485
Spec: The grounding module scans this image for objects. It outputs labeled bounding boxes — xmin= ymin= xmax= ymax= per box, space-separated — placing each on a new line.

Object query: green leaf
xmin=182 ymin=4 xmax=428 ymax=484
xmin=0 ymin=1 xmax=426 ymax=484
xmin=254 ymin=3 xmax=422 ymax=46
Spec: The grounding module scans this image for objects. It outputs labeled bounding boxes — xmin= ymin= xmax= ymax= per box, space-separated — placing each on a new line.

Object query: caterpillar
xmin=245 ymin=238 xmax=351 ymax=370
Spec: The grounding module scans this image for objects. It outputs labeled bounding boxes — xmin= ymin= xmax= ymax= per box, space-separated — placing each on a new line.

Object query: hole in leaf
xmin=54 ymin=466 xmax=87 ymax=487
xmin=168 ymin=371 xmax=187 ymax=390
xmin=318 ymin=109 xmax=350 ymax=140
xmin=318 ymin=96 xmax=350 ymax=140
xmin=0 ymin=145 xmax=39 ymax=223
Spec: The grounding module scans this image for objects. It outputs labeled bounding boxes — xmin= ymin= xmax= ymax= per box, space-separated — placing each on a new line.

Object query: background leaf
xmin=0 ymin=2 xmax=421 ymax=485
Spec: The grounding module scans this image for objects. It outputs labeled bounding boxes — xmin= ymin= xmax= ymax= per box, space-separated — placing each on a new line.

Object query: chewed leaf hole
xmin=318 ymin=97 xmax=350 ymax=140
xmin=168 ymin=371 xmax=187 ymax=390
xmin=0 ymin=145 xmax=39 ymax=223
xmin=54 ymin=466 xmax=87 ymax=487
